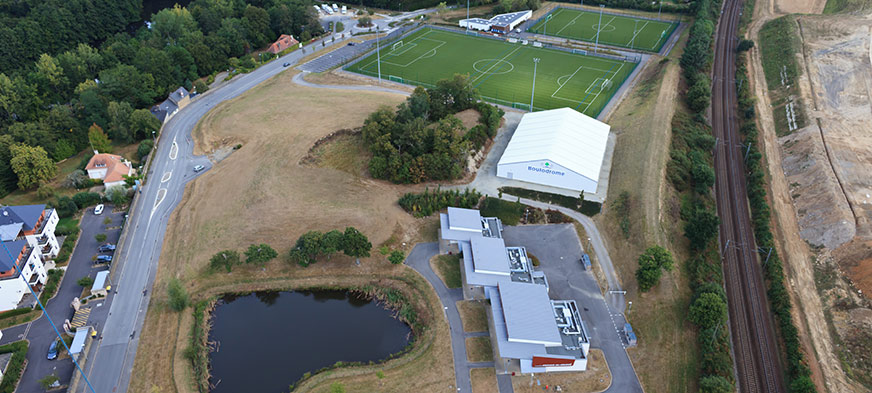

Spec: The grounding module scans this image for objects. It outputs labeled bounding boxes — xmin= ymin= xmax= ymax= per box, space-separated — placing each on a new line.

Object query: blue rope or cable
xmin=0 ymin=235 xmax=97 ymax=393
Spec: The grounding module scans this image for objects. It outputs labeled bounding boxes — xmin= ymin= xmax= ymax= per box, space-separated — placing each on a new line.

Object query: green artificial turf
xmin=528 ymin=8 xmax=679 ymax=52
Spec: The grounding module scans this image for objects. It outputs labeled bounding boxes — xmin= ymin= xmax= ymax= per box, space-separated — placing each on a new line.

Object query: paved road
xmin=73 ymin=26 xmax=376 ymax=393
xmin=404 ymin=243 xmax=513 ymax=393
xmin=501 ymin=224 xmax=641 ymax=393
xmin=5 ymin=206 xmax=123 ymax=392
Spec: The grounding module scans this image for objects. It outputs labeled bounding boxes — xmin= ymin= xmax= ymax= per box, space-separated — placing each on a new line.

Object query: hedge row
xmin=735 ymin=52 xmax=816 ymax=392
xmin=398 ymin=187 xmax=482 ymax=217
xmin=0 ymin=341 xmax=28 ymax=393
xmin=666 ymin=0 xmax=737 ymax=389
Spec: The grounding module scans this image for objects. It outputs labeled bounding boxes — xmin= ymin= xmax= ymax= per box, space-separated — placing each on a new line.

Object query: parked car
xmin=94 ymin=204 xmax=104 ymax=215
xmin=347 ymin=42 xmax=355 ymax=46
xmin=96 ymin=255 xmax=113 ymax=263
xmin=98 ymin=244 xmax=116 ymax=253
xmin=193 ymin=165 xmax=205 ymax=172
xmin=282 ymin=62 xmax=291 ymax=67
xmin=47 ymin=340 xmax=59 ymax=360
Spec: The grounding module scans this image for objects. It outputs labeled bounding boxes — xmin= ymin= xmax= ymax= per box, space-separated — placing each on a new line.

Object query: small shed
xmin=90 ymin=271 xmax=110 ymax=297
xmin=70 ymin=327 xmax=89 ymax=358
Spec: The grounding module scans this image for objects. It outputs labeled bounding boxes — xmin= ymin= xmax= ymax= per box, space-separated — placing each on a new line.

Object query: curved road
xmin=75 ymin=30 xmax=371 ymax=393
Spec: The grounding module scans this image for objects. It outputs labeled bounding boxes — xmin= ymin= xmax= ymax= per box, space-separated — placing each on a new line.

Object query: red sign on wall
xmin=531 ymin=356 xmax=575 ymax=367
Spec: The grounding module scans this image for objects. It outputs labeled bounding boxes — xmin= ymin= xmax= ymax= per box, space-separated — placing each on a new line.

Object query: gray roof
xmin=91 ymin=271 xmax=109 ymax=292
xmin=470 ymin=237 xmax=510 ymax=275
xmin=490 ymin=10 xmax=531 ymax=27
xmin=0 ymin=205 xmax=45 ymax=231
xmin=0 ymin=224 xmax=23 ymax=242
xmin=463 ymin=18 xmax=491 ymax=24
xmin=447 ymin=207 xmax=482 ymax=232
xmin=0 ymin=240 xmax=28 ymax=272
xmin=70 ymin=328 xmax=89 ymax=355
xmin=488 ymin=286 xmax=561 ymax=359
xmin=167 ymin=86 xmax=189 ymax=105
xmin=498 ymin=281 xmax=561 ymax=345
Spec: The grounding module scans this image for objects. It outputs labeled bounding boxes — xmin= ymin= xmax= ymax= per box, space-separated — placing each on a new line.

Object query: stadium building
xmin=497 ymin=108 xmax=610 ymax=196
xmin=459 ymin=10 xmax=532 ymax=34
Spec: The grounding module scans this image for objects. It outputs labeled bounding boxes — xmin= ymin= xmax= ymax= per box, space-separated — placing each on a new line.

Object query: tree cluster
xmin=0 ymin=0 xmax=322 ymax=196
xmin=492 ymin=0 xmax=542 ymax=14
xmin=289 ymin=227 xmax=372 ymax=267
xmin=363 ymin=75 xmax=503 ymax=184
xmin=635 ymin=245 xmax=674 ymax=292
xmin=398 ymin=187 xmax=482 ymax=217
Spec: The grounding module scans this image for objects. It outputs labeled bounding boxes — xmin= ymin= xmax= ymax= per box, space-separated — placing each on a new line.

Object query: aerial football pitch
xmin=346 ymin=28 xmax=636 ymax=117
xmin=528 ymin=8 xmax=679 ymax=52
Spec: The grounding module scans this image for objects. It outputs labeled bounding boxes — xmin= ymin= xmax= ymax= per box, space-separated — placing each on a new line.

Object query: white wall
xmin=460 ymin=20 xmax=492 ymax=31
xmin=0 ymin=250 xmax=45 ymax=312
xmin=24 ymin=209 xmax=59 ymax=259
xmin=520 ymin=357 xmax=588 ymax=373
xmin=497 ymin=160 xmax=597 ymax=194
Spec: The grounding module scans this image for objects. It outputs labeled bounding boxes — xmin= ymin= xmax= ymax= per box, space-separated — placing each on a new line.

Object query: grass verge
xmin=479 ymin=197 xmax=525 ymax=225
xmin=758 ymin=16 xmax=806 ymax=135
xmin=470 ymin=368 xmax=497 ymax=393
xmin=431 ymin=255 xmax=462 ymax=289
xmin=457 ymin=300 xmax=489 ymax=333
xmin=465 ymin=337 xmax=493 ymax=362
xmin=0 ymin=341 xmax=28 ymax=393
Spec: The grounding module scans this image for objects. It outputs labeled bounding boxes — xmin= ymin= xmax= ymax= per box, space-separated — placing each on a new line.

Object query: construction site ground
xmin=746 ymin=0 xmax=872 ymax=389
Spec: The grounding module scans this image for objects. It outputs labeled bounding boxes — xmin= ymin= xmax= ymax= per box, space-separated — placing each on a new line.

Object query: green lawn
xmin=528 ymin=8 xmax=679 ymax=52
xmin=347 ymin=28 xmax=636 ymax=117
xmin=432 ymin=254 xmax=462 ymax=288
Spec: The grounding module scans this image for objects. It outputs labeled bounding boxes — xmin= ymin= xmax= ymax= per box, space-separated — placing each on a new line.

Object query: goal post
xmin=600 ymin=78 xmax=612 ymax=92
xmin=392 ymin=41 xmax=404 ymax=51
xmin=388 ymin=75 xmax=404 ymax=83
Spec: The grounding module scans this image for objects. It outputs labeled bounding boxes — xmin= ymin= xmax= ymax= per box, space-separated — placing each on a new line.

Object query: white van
xmin=332 ymin=3 xmax=339 ymax=11
xmin=341 ymin=5 xmax=347 ymax=13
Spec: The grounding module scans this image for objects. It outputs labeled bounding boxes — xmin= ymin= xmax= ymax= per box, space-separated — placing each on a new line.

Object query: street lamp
xmin=152 ymin=130 xmax=156 ymax=142
xmin=376 ymin=25 xmax=382 ymax=83
xmin=595 ymin=5 xmax=604 ymax=53
xmin=530 ymin=58 xmax=540 ymax=112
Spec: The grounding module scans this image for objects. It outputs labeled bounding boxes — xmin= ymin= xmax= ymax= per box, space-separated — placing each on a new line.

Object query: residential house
xmin=85 ymin=153 xmax=134 ymax=189
xmin=267 ymin=34 xmax=299 ymax=54
xmin=150 ymin=86 xmax=191 ymax=124
xmin=0 ymin=205 xmax=60 ymax=260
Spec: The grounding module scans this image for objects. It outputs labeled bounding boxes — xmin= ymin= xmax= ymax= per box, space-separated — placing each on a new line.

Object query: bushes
xmin=54 ymin=196 xmax=77 ymax=218
xmin=479 ymin=197 xmax=525 ymax=225
xmin=388 ymin=250 xmax=405 ymax=264
xmin=614 ymin=191 xmax=631 ymax=238
xmin=398 ymin=187 xmax=481 ymax=217
xmin=39 ymin=269 xmax=63 ymax=304
xmin=0 ymin=341 xmax=28 ymax=393
xmin=244 ymin=244 xmax=278 ymax=265
xmin=186 ymin=301 xmax=210 ymax=393
xmin=77 ymin=276 xmax=95 ymax=287
xmin=72 ymin=192 xmax=101 ymax=209
xmin=167 ymin=278 xmax=189 ymax=312
xmin=498 ymin=186 xmax=602 ymax=217
xmin=289 ymin=228 xmax=372 ymax=266
xmin=689 ymin=292 xmax=727 ymax=330
xmin=137 ymin=139 xmax=154 ymax=161
xmin=209 ymin=250 xmax=240 ymax=272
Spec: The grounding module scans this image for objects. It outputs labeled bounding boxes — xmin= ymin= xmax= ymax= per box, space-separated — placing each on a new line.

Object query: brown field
xmin=464 ymin=337 xmax=494 ymax=362
xmin=511 ymin=349 xmax=611 ymax=393
xmin=592 ymin=27 xmax=700 ymax=392
xmin=130 ymin=70 xmax=458 ymax=393
xmin=470 ymin=367 xmax=498 ymax=393
xmin=457 ymin=300 xmax=489 ymax=332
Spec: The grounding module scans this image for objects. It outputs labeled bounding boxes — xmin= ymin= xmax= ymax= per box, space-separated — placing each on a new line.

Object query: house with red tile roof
xmin=267 ymin=34 xmax=299 ymax=54
xmin=85 ymin=153 xmax=134 ymax=189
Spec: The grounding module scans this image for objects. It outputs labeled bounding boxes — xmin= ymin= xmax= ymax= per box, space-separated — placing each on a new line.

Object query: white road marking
xmin=169 ymin=140 xmax=178 ymax=160
xmin=160 ymin=171 xmax=172 ymax=183
xmin=152 ymin=188 xmax=167 ymax=216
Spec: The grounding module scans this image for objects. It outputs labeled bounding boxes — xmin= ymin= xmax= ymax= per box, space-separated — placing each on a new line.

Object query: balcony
xmin=31 ymin=209 xmax=54 ymax=235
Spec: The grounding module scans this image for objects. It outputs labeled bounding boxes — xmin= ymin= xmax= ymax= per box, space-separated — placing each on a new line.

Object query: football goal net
xmin=600 ymin=79 xmax=613 ymax=92
xmin=392 ymin=41 xmax=404 ymax=51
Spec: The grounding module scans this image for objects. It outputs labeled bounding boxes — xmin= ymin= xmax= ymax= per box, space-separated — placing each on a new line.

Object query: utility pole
xmin=376 ymin=25 xmax=381 ymax=83
xmin=595 ymin=5 xmax=604 ymax=53
xmin=530 ymin=58 xmax=540 ymax=112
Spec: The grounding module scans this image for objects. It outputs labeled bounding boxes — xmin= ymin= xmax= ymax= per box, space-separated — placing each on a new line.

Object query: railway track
xmin=710 ymin=0 xmax=786 ymax=392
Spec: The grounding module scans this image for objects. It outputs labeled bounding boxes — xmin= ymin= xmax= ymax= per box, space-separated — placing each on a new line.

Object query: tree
xmin=341 ymin=227 xmax=371 ymax=262
xmin=687 ymin=76 xmax=712 ymax=113
xmin=37 ymin=184 xmax=55 ymax=200
xmin=737 ymin=39 xmax=754 ymax=52
xmin=72 ymin=192 xmax=102 ymax=208
xmin=151 ymin=5 xmax=198 ymax=45
xmin=95 ymin=233 xmax=107 ymax=242
xmin=635 ymin=246 xmax=674 ymax=291
xmin=88 ymin=123 xmax=112 ymax=153
xmin=137 ymin=140 xmax=154 ymax=161
xmin=388 ymin=250 xmax=405 ymax=264
xmin=194 ymin=79 xmax=209 ymax=94
xmin=167 ymin=277 xmax=189 ymax=311
xmin=210 ymin=250 xmax=240 ymax=272
xmin=9 ymin=143 xmax=56 ymax=189
xmin=294 ymin=231 xmax=324 ymax=266
xmin=107 ymin=101 xmax=134 ymax=143
xmin=77 ymin=276 xmax=95 ymax=287
xmin=98 ymin=64 xmax=157 ymax=108
xmin=106 ymin=186 xmax=129 ymax=205
xmin=358 ymin=16 xmax=372 ymax=27
xmin=62 ymin=170 xmax=90 ymax=189
xmin=689 ymin=292 xmax=727 ymax=330
xmin=55 ymin=196 xmax=77 ymax=218
xmin=699 ymin=375 xmax=732 ymax=393
xmin=244 ymin=243 xmax=278 ymax=265
xmin=129 ymin=109 xmax=161 ymax=141
xmin=437 ymin=1 xmax=449 ymax=13
xmin=685 ymin=207 xmax=720 ymax=251
xmin=321 ymin=230 xmax=344 ymax=259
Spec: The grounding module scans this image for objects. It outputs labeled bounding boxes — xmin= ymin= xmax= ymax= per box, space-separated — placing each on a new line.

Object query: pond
xmin=208 ymin=291 xmax=412 ymax=393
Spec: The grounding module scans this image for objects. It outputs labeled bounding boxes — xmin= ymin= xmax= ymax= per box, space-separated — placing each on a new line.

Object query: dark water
xmin=208 ymin=291 xmax=412 ymax=393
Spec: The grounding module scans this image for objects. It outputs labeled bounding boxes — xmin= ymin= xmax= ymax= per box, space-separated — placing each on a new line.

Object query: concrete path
xmin=404 ymin=243 xmax=514 ymax=393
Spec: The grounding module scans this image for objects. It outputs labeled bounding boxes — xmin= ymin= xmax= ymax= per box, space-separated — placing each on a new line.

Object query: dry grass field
xmin=457 ymin=300 xmax=489 ymax=332
xmin=592 ymin=28 xmax=700 ymax=392
xmin=511 ymin=349 xmax=611 ymax=392
xmin=470 ymin=368 xmax=498 ymax=393
xmin=464 ymin=337 xmax=494 ymax=362
xmin=129 ymin=70 xmax=458 ymax=393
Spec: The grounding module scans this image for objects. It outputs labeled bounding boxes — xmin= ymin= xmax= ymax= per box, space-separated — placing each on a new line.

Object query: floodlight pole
xmin=530 ymin=58 xmax=540 ymax=112
xmin=595 ymin=5 xmax=604 ymax=53
xmin=658 ymin=1 xmax=663 ymax=20
xmin=376 ymin=26 xmax=381 ymax=83
xmin=466 ymin=0 xmax=469 ymax=33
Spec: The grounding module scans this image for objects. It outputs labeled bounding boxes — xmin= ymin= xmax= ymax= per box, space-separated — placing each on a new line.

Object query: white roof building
xmin=497 ymin=108 xmax=610 ymax=195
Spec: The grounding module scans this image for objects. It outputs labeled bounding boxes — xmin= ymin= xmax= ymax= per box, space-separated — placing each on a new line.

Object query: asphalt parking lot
xmin=501 ymin=224 xmax=643 ymax=393
xmin=6 ymin=205 xmax=124 ymax=393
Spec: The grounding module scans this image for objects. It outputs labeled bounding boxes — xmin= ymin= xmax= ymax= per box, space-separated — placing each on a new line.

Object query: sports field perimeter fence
xmin=525 ymin=6 xmax=681 ymax=53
